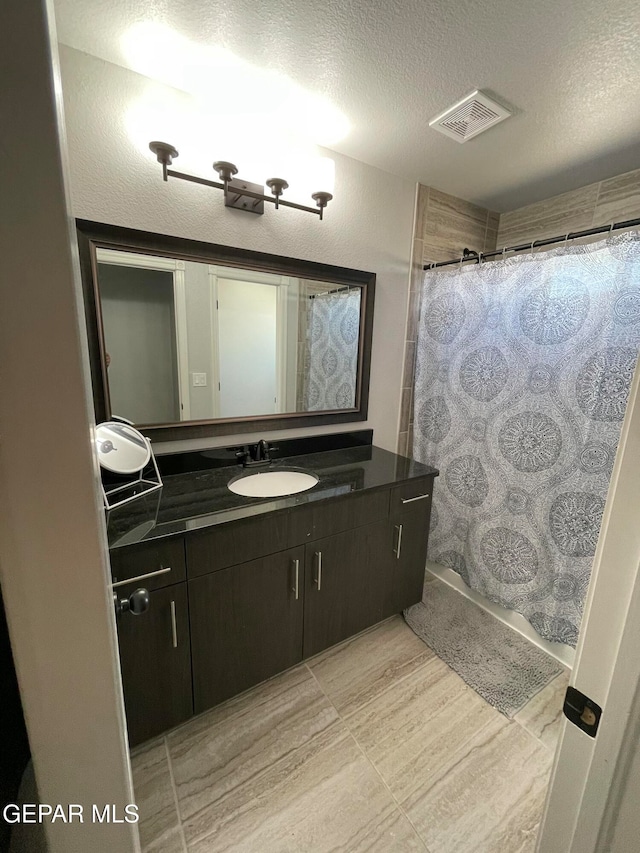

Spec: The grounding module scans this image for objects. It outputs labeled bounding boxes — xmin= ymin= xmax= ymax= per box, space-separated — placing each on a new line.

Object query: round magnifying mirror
xmin=95 ymin=422 xmax=151 ymax=475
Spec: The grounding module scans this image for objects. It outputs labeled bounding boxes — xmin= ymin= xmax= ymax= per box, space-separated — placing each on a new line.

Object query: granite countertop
xmin=106 ymin=444 xmax=439 ymax=549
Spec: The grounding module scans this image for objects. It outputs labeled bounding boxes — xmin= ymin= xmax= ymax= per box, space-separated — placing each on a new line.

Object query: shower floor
xmin=426 ymin=561 xmax=576 ymax=670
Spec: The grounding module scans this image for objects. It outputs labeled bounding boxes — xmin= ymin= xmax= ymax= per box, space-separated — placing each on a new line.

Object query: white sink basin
xmin=228 ymin=469 xmax=319 ymax=498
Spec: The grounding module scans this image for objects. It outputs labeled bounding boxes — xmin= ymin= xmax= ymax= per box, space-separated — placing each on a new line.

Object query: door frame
xmin=95 ymin=248 xmax=191 ymax=421
xmin=537 ymin=352 xmax=640 ymax=851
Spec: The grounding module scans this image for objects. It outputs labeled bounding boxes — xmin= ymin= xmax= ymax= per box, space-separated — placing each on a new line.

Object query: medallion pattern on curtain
xmin=304 ymin=289 xmax=361 ymax=410
xmin=413 ymin=232 xmax=640 ymax=646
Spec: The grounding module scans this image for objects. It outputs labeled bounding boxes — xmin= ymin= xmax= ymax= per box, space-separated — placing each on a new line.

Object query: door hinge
xmin=563 ymin=686 xmax=602 ymax=738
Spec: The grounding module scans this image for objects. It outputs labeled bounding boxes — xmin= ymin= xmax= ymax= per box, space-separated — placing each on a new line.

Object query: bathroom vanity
xmin=108 ymin=435 xmax=438 ymax=746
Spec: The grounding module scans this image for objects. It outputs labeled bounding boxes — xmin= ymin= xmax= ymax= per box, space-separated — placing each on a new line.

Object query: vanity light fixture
xmin=148 ymin=141 xmax=334 ymax=219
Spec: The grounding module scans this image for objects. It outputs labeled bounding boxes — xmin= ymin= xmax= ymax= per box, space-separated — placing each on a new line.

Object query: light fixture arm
xmin=148 ymin=142 xmax=332 ymax=219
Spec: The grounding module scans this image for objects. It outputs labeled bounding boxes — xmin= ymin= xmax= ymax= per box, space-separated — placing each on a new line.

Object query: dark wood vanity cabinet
xmin=111 ymin=472 xmax=435 ymax=745
xmin=189 ymin=546 xmax=304 ymax=714
xmin=116 ymin=582 xmax=192 ymax=747
xmin=389 ymin=479 xmax=434 ymax=613
xmin=302 ymin=521 xmax=392 ymax=658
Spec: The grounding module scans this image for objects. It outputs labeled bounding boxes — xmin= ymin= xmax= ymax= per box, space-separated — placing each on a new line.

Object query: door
xmin=303 ymin=521 xmax=392 ymax=658
xmin=98 ymin=262 xmax=181 ymax=424
xmin=537 ymin=358 xmax=640 ymax=852
xmin=216 ymin=278 xmax=279 ymax=417
xmin=116 ymin=583 xmax=192 ymax=747
xmin=189 ymin=546 xmax=304 ymax=713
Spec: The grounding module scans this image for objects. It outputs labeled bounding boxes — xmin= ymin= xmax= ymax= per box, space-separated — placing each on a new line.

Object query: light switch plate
xmin=192 ymin=373 xmax=207 ymax=387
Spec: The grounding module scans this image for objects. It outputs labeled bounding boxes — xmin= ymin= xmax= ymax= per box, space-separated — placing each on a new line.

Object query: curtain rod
xmin=423 ymin=217 xmax=640 ymax=270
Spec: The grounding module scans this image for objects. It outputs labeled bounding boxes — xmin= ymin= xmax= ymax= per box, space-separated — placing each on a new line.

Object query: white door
xmin=537 ymin=354 xmax=640 ymax=852
xmin=1 ymin=3 xmax=137 ymax=851
xmin=216 ymin=278 xmax=279 ymax=417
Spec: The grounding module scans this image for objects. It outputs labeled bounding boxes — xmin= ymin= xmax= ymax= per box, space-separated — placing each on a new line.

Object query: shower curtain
xmin=413 ymin=232 xmax=640 ymax=646
xmin=304 ymin=289 xmax=361 ymax=410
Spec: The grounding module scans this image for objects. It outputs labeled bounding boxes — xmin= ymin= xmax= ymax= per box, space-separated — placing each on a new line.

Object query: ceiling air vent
xmin=429 ymin=90 xmax=511 ymax=143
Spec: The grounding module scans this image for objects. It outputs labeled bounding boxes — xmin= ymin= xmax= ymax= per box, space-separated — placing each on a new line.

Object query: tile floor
xmin=131 ymin=614 xmax=569 ymax=853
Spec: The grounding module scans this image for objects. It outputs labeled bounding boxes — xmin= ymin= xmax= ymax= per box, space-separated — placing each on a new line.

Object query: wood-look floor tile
xmin=307 ymin=616 xmax=434 ymax=717
xmin=403 ymin=718 xmax=552 ymax=853
xmin=131 ymin=739 xmax=183 ymax=853
xmin=345 ymin=656 xmax=502 ymax=802
xmin=515 ymin=670 xmax=570 ymax=751
xmin=168 ymin=665 xmax=340 ymax=827
xmin=185 ymin=728 xmax=427 ymax=853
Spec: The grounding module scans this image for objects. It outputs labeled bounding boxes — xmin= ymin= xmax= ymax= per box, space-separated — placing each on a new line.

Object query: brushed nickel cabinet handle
xmin=170 ymin=600 xmax=178 ymax=648
xmin=401 ymin=493 xmax=430 ymax=504
xmin=112 ymin=566 xmax=171 ymax=589
xmin=292 ymin=558 xmax=300 ymax=600
xmin=394 ymin=524 xmax=403 ymax=560
xmin=314 ymin=551 xmax=322 ymax=591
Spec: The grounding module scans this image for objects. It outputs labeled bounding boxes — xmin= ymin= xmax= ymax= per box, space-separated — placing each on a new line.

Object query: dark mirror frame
xmin=76 ymin=220 xmax=375 ymax=442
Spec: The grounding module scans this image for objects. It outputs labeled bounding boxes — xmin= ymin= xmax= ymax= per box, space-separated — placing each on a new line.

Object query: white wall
xmin=58 ymin=45 xmax=416 ymax=453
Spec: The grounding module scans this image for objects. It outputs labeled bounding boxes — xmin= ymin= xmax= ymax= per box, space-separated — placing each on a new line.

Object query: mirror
xmin=95 ymin=421 xmax=151 ymax=474
xmin=77 ymin=221 xmax=375 ymax=440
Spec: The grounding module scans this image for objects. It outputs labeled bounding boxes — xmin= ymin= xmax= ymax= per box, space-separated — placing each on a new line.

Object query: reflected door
xmin=217 ymin=279 xmax=278 ymax=417
xmin=99 ymin=264 xmax=181 ymax=424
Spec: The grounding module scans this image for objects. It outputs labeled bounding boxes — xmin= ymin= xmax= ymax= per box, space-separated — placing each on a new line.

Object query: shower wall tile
xmin=497 ymin=184 xmax=600 ymax=246
xmin=410 ymin=237 xmax=424 ymax=292
xmin=424 ymin=211 xmax=489 ymax=259
xmin=487 ymin=210 xmax=501 ymax=232
xmin=399 ymin=386 xmax=412 ymax=434
xmin=484 ymin=227 xmax=499 ymax=253
xmin=403 ymin=341 xmax=416 ymax=384
xmin=497 ymin=168 xmax=640 ymax=247
xmin=414 ymin=184 xmax=430 ymax=242
xmin=428 ymin=187 xmax=490 ymax=225
xmin=592 ymin=168 xmax=640 ymax=227
xmin=397 ymin=431 xmax=408 ymax=457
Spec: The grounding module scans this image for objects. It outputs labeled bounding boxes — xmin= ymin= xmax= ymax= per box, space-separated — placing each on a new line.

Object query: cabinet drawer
xmin=110 ymin=536 xmax=186 ymax=591
xmin=186 ymin=511 xmax=289 ymax=578
xmin=289 ymin=488 xmax=390 ymax=545
xmin=390 ymin=477 xmax=434 ymax=517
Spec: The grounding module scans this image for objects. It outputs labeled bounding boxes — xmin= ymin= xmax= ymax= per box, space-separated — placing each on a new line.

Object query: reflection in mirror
xmin=96 ymin=248 xmax=362 ymax=426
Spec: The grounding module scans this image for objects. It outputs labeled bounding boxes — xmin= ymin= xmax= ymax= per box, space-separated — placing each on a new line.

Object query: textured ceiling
xmin=53 ymin=0 xmax=640 ymax=211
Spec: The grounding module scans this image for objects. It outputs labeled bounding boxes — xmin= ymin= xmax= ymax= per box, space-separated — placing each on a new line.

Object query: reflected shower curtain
xmin=413 ymin=232 xmax=640 ymax=646
xmin=304 ymin=289 xmax=361 ymax=410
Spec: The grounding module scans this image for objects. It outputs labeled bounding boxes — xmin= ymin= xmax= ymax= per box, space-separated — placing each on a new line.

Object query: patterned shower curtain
xmin=413 ymin=232 xmax=640 ymax=646
xmin=304 ymin=289 xmax=361 ymax=410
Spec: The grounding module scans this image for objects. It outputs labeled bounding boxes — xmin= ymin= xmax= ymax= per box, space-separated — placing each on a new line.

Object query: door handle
xmin=292 ymin=558 xmax=300 ymax=600
xmin=170 ymin=600 xmax=178 ymax=648
xmin=314 ymin=551 xmax=322 ymax=591
xmin=401 ymin=493 xmax=430 ymax=504
xmin=112 ymin=566 xmax=171 ymax=589
xmin=114 ymin=588 xmax=150 ymax=617
xmin=393 ymin=524 xmax=403 ymax=560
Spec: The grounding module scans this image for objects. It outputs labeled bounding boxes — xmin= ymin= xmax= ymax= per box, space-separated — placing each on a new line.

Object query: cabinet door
xmin=303 ymin=521 xmax=392 ymax=658
xmin=190 ymin=546 xmax=304 ymax=714
xmin=116 ymin=583 xmax=192 ymax=748
xmin=389 ymin=507 xmax=431 ymax=613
